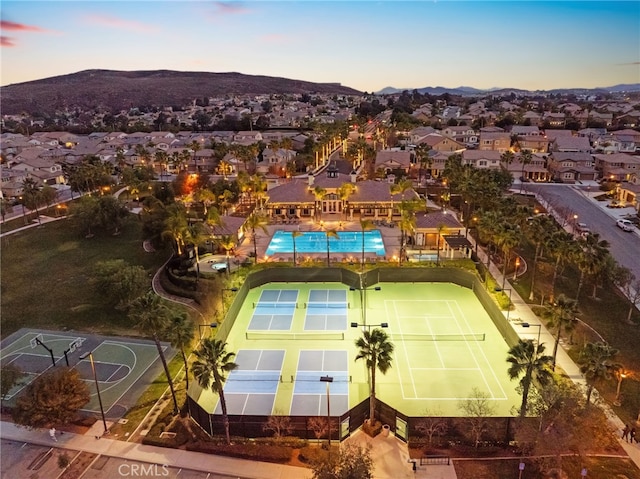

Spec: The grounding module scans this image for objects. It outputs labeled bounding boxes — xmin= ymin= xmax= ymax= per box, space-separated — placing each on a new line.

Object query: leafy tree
xmin=355 ymin=328 xmax=394 ymax=425
xmin=0 ymin=197 xmax=14 ymax=222
xmin=543 ymin=294 xmax=578 ymax=369
xmin=165 ymin=310 xmax=195 ymax=391
xmin=262 ymin=410 xmax=293 ymax=438
xmin=457 ymin=387 xmax=496 ymax=447
xmin=311 ymin=442 xmax=373 ymax=479
xmin=128 ymin=291 xmax=179 ymax=414
xmin=162 ymin=203 xmax=189 ymax=255
xmin=574 ymin=233 xmax=610 ymax=301
xmin=21 ymin=177 xmax=43 ymax=225
xmin=507 ymin=339 xmax=553 ymax=417
xmin=12 ymin=367 xmax=90 ymax=429
xmin=93 ymin=260 xmax=148 ymax=310
xmin=612 ymin=265 xmax=640 ymax=323
xmin=69 ymin=194 xmax=100 ymax=237
xmin=97 ymin=195 xmax=129 ymax=235
xmin=578 ymin=342 xmax=620 ymax=406
xmin=191 ymin=338 xmax=238 ymax=444
xmin=0 ymin=364 xmax=25 ymax=408
xmin=39 ymin=185 xmax=59 ymax=209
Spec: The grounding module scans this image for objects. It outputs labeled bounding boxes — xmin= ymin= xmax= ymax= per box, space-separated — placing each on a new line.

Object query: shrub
xmin=186 ymin=442 xmax=291 ymax=463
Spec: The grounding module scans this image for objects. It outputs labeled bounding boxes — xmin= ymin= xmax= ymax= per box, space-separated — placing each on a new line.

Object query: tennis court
xmin=0 ymin=329 xmax=174 ymax=418
xmin=198 ymin=282 xmax=520 ymax=417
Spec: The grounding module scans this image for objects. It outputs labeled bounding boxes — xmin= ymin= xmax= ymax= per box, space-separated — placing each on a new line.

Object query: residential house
xmin=594 ymin=153 xmax=640 ymax=182
xmin=507 ymin=153 xmax=551 ymax=182
xmin=417 ymin=134 xmax=465 ymax=153
xmin=441 ymin=126 xmax=478 ymax=146
xmin=617 ymin=172 xmax=640 ymax=211
xmin=551 ymin=136 xmax=592 ymax=153
xmin=479 ymin=131 xmax=510 ymax=153
xmin=511 ymin=126 xmax=542 ymax=136
xmin=548 ymin=152 xmax=597 ymax=183
xmin=461 ymin=150 xmax=502 ymax=170
xmin=408 ymin=127 xmax=436 ymax=145
xmin=11 ymin=157 xmax=66 ymax=186
xmin=611 ymin=129 xmax=640 ymax=153
xmin=544 ymin=130 xmax=573 ymax=142
xmin=516 ymin=135 xmax=549 ymax=153
xmin=374 ymin=150 xmax=413 ymax=175
xmin=411 ymin=210 xmax=466 ymax=253
xmin=543 ymin=112 xmax=566 ymax=127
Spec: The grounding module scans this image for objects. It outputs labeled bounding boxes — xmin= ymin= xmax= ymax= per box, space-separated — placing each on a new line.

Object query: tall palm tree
xmin=355 ymin=328 xmax=394 ymax=425
xmin=574 ymin=233 xmax=610 ymax=302
xmin=313 ymin=186 xmax=327 ymax=222
xmin=435 ymin=223 xmax=448 ymax=266
xmin=525 ymin=215 xmax=555 ymax=301
xmin=507 ymin=339 xmax=553 ymax=417
xmin=129 ymin=291 xmax=179 ymax=414
xmin=518 ymin=150 xmax=533 ymax=193
xmin=162 ymin=203 xmax=189 ymax=255
xmin=397 ymin=203 xmax=417 ymax=265
xmin=242 ymin=212 xmax=269 ymax=264
xmin=166 ymin=311 xmax=195 ymax=391
xmin=359 ymin=218 xmax=375 ymax=270
xmin=218 ymin=234 xmax=237 ymax=274
xmin=495 ymin=222 xmax=520 ymax=290
xmin=291 ymin=230 xmax=302 ymax=265
xmin=337 ymin=183 xmax=355 ymax=220
xmin=189 ymin=140 xmax=203 ymax=172
xmin=21 ymin=177 xmax=42 ymax=226
xmin=325 ymin=229 xmax=339 ymax=267
xmin=543 ymin=294 xmax=578 ymax=369
xmin=578 ymin=342 xmax=620 ymax=406
xmin=547 ymin=230 xmax=576 ymax=303
xmin=191 ymin=339 xmax=238 ymax=444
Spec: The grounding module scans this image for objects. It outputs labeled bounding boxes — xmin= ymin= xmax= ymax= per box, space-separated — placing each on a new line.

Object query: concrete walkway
xmin=0 ymin=421 xmax=313 ymax=479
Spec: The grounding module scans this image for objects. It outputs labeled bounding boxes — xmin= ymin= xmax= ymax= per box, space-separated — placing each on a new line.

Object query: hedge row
xmin=186 ymin=441 xmax=292 ymax=463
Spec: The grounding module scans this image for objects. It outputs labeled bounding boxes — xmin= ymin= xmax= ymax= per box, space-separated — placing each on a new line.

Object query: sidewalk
xmin=0 ymin=421 xmax=312 ymax=479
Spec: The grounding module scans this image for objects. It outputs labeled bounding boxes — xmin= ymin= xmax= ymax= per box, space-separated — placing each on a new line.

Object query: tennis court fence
xmin=245 ymin=331 xmax=345 ymax=340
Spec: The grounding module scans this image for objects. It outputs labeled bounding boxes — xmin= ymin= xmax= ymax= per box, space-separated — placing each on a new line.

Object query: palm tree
xmin=21 ymin=177 xmax=42 ymax=226
xmin=495 ymin=222 xmax=520 ymax=290
xmin=435 ymin=223 xmax=448 ymax=266
xmin=166 ymin=311 xmax=195 ymax=391
xmin=518 ymin=150 xmax=533 ymax=193
xmin=189 ymin=140 xmax=203 ymax=172
xmin=547 ymin=230 xmax=576 ymax=303
xmin=507 ymin=339 xmax=553 ymax=417
xmin=359 ymin=218 xmax=375 ymax=270
xmin=397 ymin=203 xmax=417 ymax=265
xmin=291 ymin=230 xmax=302 ymax=265
xmin=525 ymin=215 xmax=555 ymax=301
xmin=543 ymin=294 xmax=578 ymax=369
xmin=574 ymin=233 xmax=610 ymax=302
xmin=578 ymin=342 xmax=620 ymax=406
xmin=191 ymin=339 xmax=238 ymax=444
xmin=355 ymin=328 xmax=394 ymax=426
xmin=129 ymin=291 xmax=179 ymax=414
xmin=313 ymin=186 xmax=327 ymax=222
xmin=162 ymin=203 xmax=189 ymax=256
xmin=337 ymin=183 xmax=355 ymax=220
xmin=242 ymin=212 xmax=269 ymax=264
xmin=325 ymin=229 xmax=339 ymax=267
xmin=218 ymin=234 xmax=237 ymax=273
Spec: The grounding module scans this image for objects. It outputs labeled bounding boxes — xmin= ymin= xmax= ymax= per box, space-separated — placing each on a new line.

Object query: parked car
xmin=576 ymin=222 xmax=591 ymax=236
xmin=616 ymin=219 xmax=634 ymax=232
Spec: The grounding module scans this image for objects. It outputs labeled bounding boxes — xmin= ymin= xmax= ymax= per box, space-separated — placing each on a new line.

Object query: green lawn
xmin=0 ymin=217 xmax=168 ymax=338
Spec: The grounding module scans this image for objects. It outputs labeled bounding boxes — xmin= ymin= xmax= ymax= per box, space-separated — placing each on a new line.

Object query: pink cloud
xmin=83 ymin=13 xmax=158 ymax=33
xmin=0 ymin=20 xmax=47 ymax=32
xmin=1 ymin=36 xmax=16 ymax=47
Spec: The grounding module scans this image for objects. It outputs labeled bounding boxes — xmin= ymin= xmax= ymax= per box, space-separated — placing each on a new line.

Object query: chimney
xmin=350 ymin=170 xmax=357 ymax=183
xmin=308 ymin=173 xmax=315 ymax=187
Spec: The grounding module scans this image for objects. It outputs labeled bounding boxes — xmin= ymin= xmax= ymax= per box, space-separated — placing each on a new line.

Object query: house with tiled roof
xmin=374 ymin=150 xmax=413 ymax=175
xmin=461 ymin=150 xmax=502 ymax=170
xmin=479 ymin=131 xmax=510 ymax=153
xmin=593 ymin=153 xmax=640 ymax=182
xmin=544 ymin=130 xmax=573 ymax=142
xmin=441 ymin=126 xmax=478 ymax=145
xmin=10 ymin=156 xmax=65 ymax=186
xmin=411 ymin=210 xmax=466 ymax=253
xmin=417 ymin=134 xmax=465 ymax=152
xmin=611 ymin=129 xmax=640 ymax=153
xmin=507 ymin=153 xmax=551 ymax=182
xmin=543 ymin=112 xmax=566 ymax=127
xmin=516 ymin=135 xmax=549 ymax=154
xmin=548 ymin=152 xmax=597 ymax=183
xmin=264 ymin=166 xmax=419 ymax=222
xmin=617 ymin=172 xmax=640 ymax=212
xmin=511 ymin=126 xmax=542 ymax=136
xmin=551 ymin=136 xmax=592 ymax=153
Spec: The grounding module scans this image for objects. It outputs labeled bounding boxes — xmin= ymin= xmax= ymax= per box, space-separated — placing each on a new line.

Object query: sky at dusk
xmin=1 ymin=1 xmax=639 ymax=92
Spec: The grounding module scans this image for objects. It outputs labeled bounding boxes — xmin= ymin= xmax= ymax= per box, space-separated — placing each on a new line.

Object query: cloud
xmin=617 ymin=61 xmax=640 ymax=66
xmin=1 ymin=36 xmax=16 ymax=47
xmin=0 ymin=20 xmax=47 ymax=33
xmin=83 ymin=13 xmax=158 ymax=33
xmin=212 ymin=2 xmax=252 ymax=15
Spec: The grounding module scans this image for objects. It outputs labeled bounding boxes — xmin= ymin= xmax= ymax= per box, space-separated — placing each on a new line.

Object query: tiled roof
xmin=415 ymin=211 xmax=463 ymax=229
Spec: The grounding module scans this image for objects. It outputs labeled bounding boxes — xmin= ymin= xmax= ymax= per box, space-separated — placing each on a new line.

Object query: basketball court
xmin=0 ymin=329 xmax=174 ymax=418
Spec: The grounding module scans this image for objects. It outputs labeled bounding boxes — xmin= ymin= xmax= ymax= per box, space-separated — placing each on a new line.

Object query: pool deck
xmin=235 ymin=217 xmax=403 ymax=264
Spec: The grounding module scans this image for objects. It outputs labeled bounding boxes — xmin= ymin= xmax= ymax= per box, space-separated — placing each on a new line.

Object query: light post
xmin=494 ymin=287 xmax=512 ymax=322
xmin=79 ymin=351 xmax=108 ymax=435
xmin=581 ymin=468 xmax=588 ymax=478
xmin=614 ymin=370 xmax=627 ymax=406
xmin=522 ymin=322 xmax=542 ymax=345
xmin=513 ymin=257 xmax=521 ymax=280
xmin=518 ymin=461 xmax=525 ymax=479
xmin=573 ymin=214 xmax=579 ymax=233
xmin=320 ymin=376 xmax=333 ymax=458
xmin=351 ymin=322 xmax=388 ymax=332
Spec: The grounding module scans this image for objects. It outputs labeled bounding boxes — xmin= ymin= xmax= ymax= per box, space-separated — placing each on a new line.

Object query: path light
xmin=521 ymin=322 xmax=541 ymax=345
xmin=320 ymin=376 xmax=333 ymax=459
xmin=79 ymin=351 xmax=108 ymax=435
xmin=614 ymin=370 xmax=628 ymax=406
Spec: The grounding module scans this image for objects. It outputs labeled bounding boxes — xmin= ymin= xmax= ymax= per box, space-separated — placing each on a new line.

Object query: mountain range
xmin=0 ymin=69 xmax=362 ymax=116
xmin=375 ymin=84 xmax=640 ymax=96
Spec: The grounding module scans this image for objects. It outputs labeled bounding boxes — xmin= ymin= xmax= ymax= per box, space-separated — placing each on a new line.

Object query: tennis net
xmin=253 ymin=302 xmax=299 ymax=309
xmin=392 ymin=333 xmax=486 ymax=341
xmin=304 ymin=302 xmax=350 ymax=309
xmin=245 ymin=331 xmax=345 ymax=340
xmin=227 ymin=371 xmax=282 ymax=382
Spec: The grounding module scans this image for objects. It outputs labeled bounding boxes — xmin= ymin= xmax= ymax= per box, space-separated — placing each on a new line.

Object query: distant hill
xmin=0 ymin=69 xmax=362 ymax=115
xmin=375 ymin=84 xmax=640 ymax=96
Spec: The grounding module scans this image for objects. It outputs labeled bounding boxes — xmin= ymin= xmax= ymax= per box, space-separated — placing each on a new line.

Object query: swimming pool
xmin=265 ymin=230 xmax=386 ymax=256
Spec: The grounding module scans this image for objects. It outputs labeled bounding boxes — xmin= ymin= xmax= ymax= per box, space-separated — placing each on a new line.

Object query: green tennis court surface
xmin=198 ymin=282 xmax=520 ymax=417
xmin=0 ymin=329 xmax=174 ymax=418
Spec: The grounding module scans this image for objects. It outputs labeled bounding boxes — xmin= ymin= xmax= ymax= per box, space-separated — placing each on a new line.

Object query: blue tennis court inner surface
xmin=265 ymin=230 xmax=386 ymax=256
xmin=194 ymin=282 xmax=522 ymax=418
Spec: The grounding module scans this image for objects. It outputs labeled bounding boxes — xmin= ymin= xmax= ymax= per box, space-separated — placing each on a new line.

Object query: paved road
xmin=522 ymin=183 xmax=640 ymax=282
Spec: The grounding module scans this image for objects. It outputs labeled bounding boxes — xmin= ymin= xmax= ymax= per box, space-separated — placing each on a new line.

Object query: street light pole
xmin=80 ymin=351 xmax=108 ymax=435
xmin=521 ymin=322 xmax=542 ymax=345
xmin=494 ymin=287 xmax=512 ymax=322
xmin=198 ymin=322 xmax=218 ymax=340
xmin=320 ymin=376 xmax=333 ymax=459
xmin=614 ymin=371 xmax=627 ymax=406
xmin=220 ymin=287 xmax=239 ymax=318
